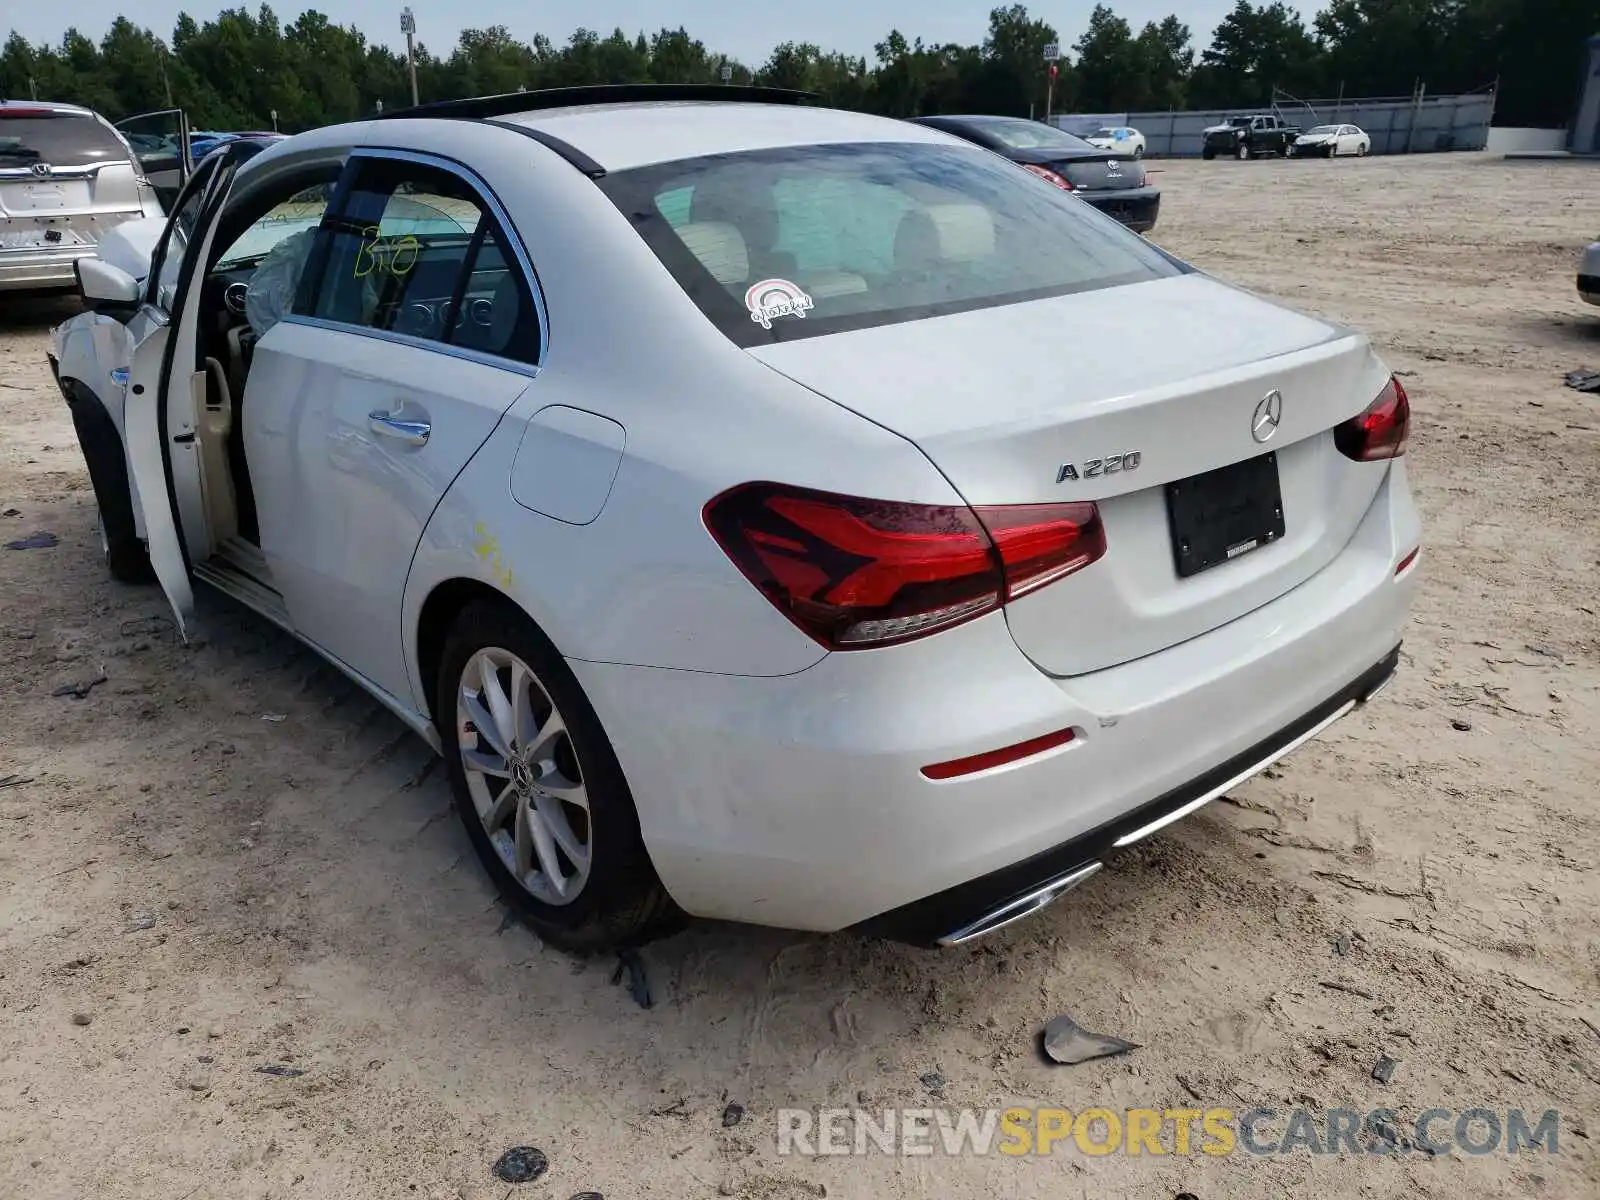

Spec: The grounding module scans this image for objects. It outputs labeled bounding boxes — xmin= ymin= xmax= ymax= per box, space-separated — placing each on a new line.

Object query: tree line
xmin=2 ymin=1 xmax=1593 ymax=134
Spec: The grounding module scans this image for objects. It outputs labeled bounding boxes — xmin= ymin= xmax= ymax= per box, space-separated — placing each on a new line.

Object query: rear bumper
xmin=0 ymin=244 xmax=93 ymax=292
xmin=570 ymin=461 xmax=1420 ymax=937
xmin=1082 ymin=186 xmax=1161 ymax=232
xmin=857 ymin=645 xmax=1398 ymax=944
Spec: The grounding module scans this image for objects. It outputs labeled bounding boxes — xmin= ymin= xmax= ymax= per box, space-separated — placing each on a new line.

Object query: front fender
xmin=53 ymin=312 xmax=135 ymax=439
xmin=53 ymin=311 xmax=143 ymax=537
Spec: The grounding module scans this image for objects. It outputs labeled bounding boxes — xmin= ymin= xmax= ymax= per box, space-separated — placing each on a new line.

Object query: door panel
xmin=123 ymin=319 xmax=195 ymax=638
xmin=115 ymin=110 xmax=192 ymax=209
xmin=245 ymin=320 xmax=534 ymax=700
xmin=115 ymin=148 xmax=250 ymax=642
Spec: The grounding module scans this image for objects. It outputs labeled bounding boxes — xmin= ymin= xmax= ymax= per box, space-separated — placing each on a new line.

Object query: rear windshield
xmin=599 ymin=141 xmax=1182 ymax=346
xmin=0 ymin=113 xmax=129 ymax=169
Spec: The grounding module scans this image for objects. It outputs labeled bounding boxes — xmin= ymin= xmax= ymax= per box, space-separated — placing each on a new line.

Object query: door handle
xmin=368 ymin=411 xmax=430 ymax=445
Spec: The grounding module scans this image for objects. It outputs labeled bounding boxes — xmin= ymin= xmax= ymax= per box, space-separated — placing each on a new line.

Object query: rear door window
xmin=0 ymin=111 xmax=129 ymax=169
xmin=601 ymin=141 xmax=1182 ymax=346
xmin=301 ymin=156 xmax=540 ymax=362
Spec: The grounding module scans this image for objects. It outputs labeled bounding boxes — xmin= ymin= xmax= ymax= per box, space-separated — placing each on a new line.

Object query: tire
xmin=1286 ymin=143 xmax=1296 ymax=158
xmin=1236 ymin=141 xmax=1252 ymax=161
xmin=1202 ymin=148 xmax=1216 ymax=161
xmin=1357 ymin=143 xmax=1368 ymax=157
xmin=63 ymin=383 xmax=154 ymax=583
xmin=437 ymin=599 xmax=680 ymax=952
xmin=1133 ymin=145 xmax=1144 ymax=159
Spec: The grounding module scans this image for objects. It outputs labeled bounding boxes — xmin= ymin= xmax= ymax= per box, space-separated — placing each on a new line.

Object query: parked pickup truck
xmin=1202 ymin=114 xmax=1301 ymax=160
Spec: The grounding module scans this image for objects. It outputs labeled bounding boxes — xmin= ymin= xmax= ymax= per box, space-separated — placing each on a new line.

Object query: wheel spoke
xmin=527 ymin=711 xmax=567 ymax=765
xmin=478 ymin=655 xmax=520 ymax=756
xmin=510 ymin=661 xmax=540 ymax=748
xmin=513 ymin=791 xmax=534 ymax=878
xmin=525 ymin=805 xmax=569 ymax=897
xmin=486 ymin=781 xmax=517 ymax=831
xmin=535 ymin=772 xmax=587 ymax=809
xmin=461 ymin=690 xmax=512 ymax=761
xmin=462 ymin=746 xmax=511 ymax=778
xmin=534 ymin=791 xmax=589 ymax=867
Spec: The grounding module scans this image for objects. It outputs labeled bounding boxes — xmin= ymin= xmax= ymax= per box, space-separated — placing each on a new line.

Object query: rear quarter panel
xmin=393 ymin=120 xmax=964 ymax=713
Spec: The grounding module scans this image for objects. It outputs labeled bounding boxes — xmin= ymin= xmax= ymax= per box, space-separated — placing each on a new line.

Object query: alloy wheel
xmin=456 ymin=646 xmax=591 ymax=906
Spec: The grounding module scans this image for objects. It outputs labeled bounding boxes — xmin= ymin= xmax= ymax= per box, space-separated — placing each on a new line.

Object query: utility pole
xmin=1042 ymin=42 xmax=1059 ymax=124
xmin=28 ymin=76 xmax=38 ymax=100
xmin=400 ymin=7 xmax=419 ymax=107
xmin=158 ymin=50 xmax=174 ymax=108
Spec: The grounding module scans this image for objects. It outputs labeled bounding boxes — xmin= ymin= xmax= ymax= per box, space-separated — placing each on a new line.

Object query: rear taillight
xmin=1335 ymin=376 xmax=1410 ymax=462
xmin=1022 ymin=164 xmax=1073 ymax=191
xmin=703 ymin=483 xmax=1105 ymax=650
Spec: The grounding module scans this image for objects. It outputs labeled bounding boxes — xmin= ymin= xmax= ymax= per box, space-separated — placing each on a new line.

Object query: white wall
xmin=1485 ymin=127 xmax=1569 ymax=154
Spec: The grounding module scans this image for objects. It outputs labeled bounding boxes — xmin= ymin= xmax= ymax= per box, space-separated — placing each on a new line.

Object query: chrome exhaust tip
xmin=936 ymin=861 xmax=1103 ymax=947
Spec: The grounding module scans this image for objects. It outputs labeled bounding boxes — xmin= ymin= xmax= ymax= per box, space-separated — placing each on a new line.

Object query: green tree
xmin=1190 ymin=0 xmax=1323 ymax=107
xmin=1073 ymin=5 xmax=1140 ymax=110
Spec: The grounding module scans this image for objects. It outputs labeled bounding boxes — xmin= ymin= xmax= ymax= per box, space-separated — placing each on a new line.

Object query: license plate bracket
xmin=1166 ymin=452 xmax=1286 ymax=578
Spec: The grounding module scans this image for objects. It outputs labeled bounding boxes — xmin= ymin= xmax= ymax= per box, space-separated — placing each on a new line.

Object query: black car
xmin=909 ymin=114 xmax=1160 ymax=234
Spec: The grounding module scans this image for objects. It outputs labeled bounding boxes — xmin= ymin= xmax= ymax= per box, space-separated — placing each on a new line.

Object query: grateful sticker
xmin=745 ymin=279 xmax=814 ymax=330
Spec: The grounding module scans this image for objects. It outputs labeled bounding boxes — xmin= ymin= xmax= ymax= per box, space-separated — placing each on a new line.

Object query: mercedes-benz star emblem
xmin=1251 ymin=389 xmax=1283 ymax=443
xmin=30 ymin=161 xmax=53 ymax=178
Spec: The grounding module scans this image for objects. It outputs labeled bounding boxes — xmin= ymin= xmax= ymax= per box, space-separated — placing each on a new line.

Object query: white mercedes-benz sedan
xmin=48 ymin=85 xmax=1420 ymax=950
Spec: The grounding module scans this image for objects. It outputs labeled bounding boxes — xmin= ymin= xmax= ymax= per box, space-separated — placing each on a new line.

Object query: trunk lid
xmin=748 ymin=272 xmax=1394 ymax=677
xmin=1054 ymin=156 xmax=1143 ymax=192
xmin=1010 ymin=147 xmax=1144 ymax=192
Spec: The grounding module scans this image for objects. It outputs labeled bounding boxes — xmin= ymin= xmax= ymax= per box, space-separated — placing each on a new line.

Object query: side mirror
xmin=75 ymin=257 xmax=142 ymax=315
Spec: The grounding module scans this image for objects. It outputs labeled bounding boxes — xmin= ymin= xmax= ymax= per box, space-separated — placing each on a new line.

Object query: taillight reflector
xmin=1335 ymin=376 xmax=1410 ymax=462
xmin=1022 ymin=163 xmax=1073 ymax=191
xmin=1395 ymin=547 xmax=1419 ymax=576
xmin=922 ymin=727 xmax=1077 ymax=780
xmin=704 ymin=483 xmax=1105 ymax=650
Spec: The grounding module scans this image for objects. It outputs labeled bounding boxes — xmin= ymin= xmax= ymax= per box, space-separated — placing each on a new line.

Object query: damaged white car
xmin=48 ymin=86 xmax=1420 ymax=951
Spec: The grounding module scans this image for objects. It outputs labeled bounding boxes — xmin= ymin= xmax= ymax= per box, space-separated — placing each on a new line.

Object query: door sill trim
xmin=191 ymin=565 xmax=442 ymax=754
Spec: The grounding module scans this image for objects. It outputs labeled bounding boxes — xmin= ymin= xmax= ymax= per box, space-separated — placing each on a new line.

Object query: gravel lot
xmin=2 ymin=152 xmax=1597 ymax=1200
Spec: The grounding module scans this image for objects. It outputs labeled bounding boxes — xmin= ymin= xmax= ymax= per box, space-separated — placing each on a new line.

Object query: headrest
xmin=894 ymin=203 xmax=997 ymax=273
xmin=677 ymin=221 xmax=750 ymax=286
xmin=690 ymin=177 xmax=777 ymax=252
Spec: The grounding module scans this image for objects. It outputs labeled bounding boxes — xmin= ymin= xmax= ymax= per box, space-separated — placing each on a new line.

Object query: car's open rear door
xmin=114 ymin=109 xmax=192 ymax=210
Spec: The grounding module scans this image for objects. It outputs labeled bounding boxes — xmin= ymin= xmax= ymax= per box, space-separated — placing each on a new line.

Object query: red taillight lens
xmin=703 ymin=483 xmax=1105 ymax=650
xmin=1022 ymin=163 xmax=1073 ymax=191
xmin=1335 ymin=376 xmax=1410 ymax=462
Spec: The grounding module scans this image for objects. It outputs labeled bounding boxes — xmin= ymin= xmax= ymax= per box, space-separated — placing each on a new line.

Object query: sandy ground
xmin=1 ymin=152 xmax=1598 ymax=1200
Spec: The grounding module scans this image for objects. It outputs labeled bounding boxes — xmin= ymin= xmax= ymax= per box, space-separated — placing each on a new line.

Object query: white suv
xmin=49 ymin=86 xmax=1421 ymax=950
xmin=0 ymin=101 xmax=172 ymax=292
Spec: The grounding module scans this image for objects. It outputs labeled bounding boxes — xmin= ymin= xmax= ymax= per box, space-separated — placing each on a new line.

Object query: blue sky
xmin=9 ymin=2 xmax=1315 ymax=65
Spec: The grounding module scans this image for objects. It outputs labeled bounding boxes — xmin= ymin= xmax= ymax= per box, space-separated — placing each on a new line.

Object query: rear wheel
xmin=1357 ymin=143 xmax=1368 ymax=157
xmin=64 ymin=384 xmax=153 ymax=584
xmin=1202 ymin=147 xmax=1216 ymax=161
xmin=437 ymin=599 xmax=679 ymax=951
xmin=1236 ymin=141 xmax=1252 ymax=161
xmin=1133 ymin=145 xmax=1144 ymax=159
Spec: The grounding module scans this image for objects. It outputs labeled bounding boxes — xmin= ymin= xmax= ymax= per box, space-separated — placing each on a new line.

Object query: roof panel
xmin=498 ymin=102 xmax=955 ymax=172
